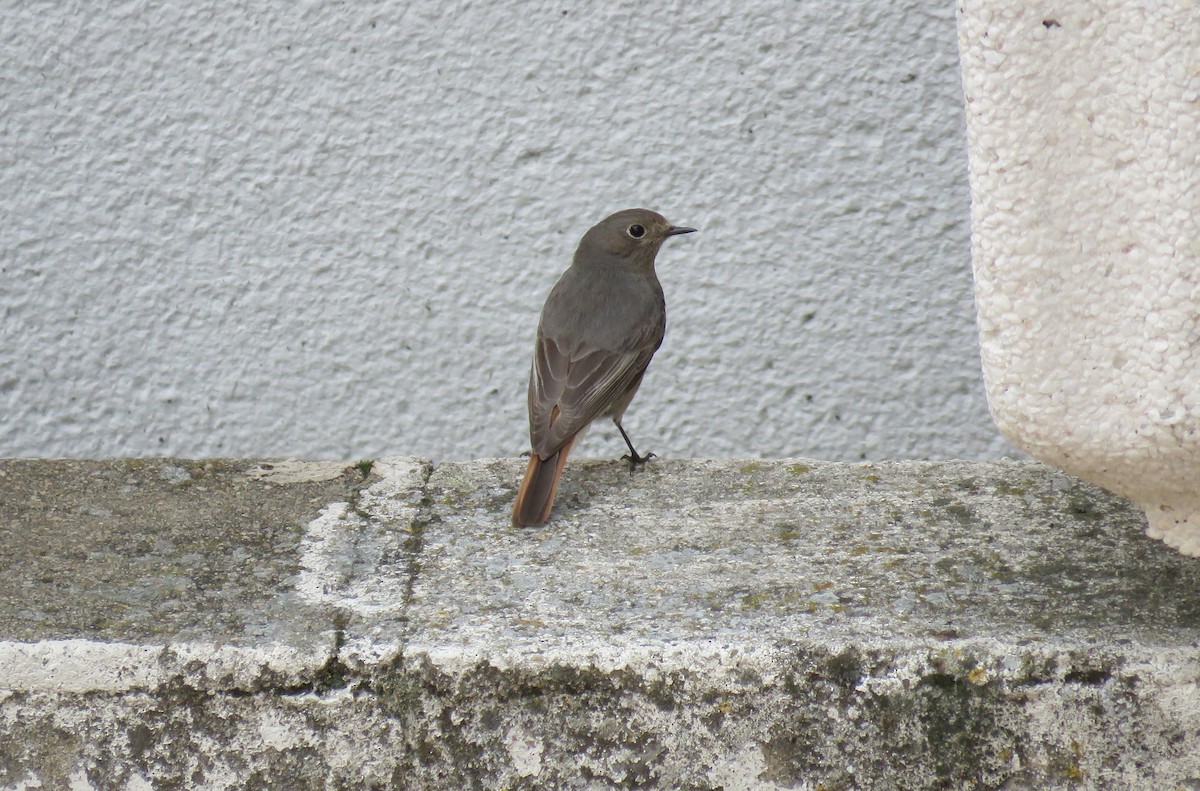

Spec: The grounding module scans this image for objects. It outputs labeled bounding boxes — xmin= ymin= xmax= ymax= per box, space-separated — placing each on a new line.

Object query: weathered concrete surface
xmin=3 ymin=457 xmax=1200 ymax=789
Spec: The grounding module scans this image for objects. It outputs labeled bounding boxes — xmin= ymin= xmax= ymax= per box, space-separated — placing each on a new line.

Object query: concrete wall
xmin=1 ymin=1 xmax=1007 ymax=462
xmin=4 ymin=457 xmax=1198 ymax=789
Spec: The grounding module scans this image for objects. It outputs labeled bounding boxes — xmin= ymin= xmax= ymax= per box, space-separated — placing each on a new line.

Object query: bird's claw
xmin=620 ymin=450 xmax=656 ymax=473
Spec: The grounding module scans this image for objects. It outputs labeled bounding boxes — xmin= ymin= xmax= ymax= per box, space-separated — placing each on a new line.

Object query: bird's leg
xmin=616 ymin=422 xmax=656 ymax=473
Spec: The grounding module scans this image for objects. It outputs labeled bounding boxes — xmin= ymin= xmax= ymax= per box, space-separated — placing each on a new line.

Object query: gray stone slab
xmin=401 ymin=457 xmax=1200 ymax=789
xmin=416 ymin=458 xmax=1200 ymax=649
xmin=3 ymin=457 xmax=1200 ymax=790
xmin=0 ymin=457 xmax=429 ymax=696
xmin=1 ymin=458 xmax=352 ymax=646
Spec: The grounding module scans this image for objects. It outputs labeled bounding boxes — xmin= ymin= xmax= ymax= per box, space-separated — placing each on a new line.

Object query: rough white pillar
xmin=957 ymin=3 xmax=1200 ymax=554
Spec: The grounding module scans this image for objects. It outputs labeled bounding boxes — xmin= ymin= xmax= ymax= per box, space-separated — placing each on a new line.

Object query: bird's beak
xmin=666 ymin=225 xmax=697 ymax=236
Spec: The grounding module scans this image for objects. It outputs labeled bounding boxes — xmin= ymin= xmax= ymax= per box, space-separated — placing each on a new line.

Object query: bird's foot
xmin=620 ymin=450 xmax=656 ymax=474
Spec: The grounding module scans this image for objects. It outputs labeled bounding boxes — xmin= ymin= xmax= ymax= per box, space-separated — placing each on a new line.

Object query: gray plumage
xmin=513 ymin=208 xmax=696 ymax=527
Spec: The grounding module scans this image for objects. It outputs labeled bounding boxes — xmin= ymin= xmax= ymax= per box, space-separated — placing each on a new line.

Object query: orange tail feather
xmin=512 ymin=436 xmax=575 ymax=527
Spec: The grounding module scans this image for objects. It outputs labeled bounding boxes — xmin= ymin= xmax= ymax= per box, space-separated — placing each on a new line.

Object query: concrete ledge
xmin=3 ymin=457 xmax=1200 ymax=789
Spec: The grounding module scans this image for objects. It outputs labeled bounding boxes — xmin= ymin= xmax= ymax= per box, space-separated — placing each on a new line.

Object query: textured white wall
xmin=1 ymin=0 xmax=1009 ymax=462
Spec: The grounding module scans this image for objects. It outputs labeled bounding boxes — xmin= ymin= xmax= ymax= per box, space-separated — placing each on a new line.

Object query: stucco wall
xmin=1 ymin=1 xmax=1007 ymax=462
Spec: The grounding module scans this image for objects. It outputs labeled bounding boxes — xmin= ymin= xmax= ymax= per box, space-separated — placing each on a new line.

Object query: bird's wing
xmin=528 ymin=331 xmax=659 ymax=459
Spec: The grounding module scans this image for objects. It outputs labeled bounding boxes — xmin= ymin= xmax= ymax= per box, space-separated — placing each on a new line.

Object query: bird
xmin=512 ymin=208 xmax=697 ymax=527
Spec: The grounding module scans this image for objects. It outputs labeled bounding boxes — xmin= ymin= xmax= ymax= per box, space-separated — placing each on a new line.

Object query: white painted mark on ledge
xmin=245 ymin=459 xmax=354 ymax=484
xmin=292 ymin=457 xmax=428 ymax=616
xmin=295 ymin=501 xmax=358 ymax=604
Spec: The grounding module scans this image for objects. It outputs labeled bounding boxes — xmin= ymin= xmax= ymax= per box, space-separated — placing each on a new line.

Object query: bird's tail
xmin=512 ymin=436 xmax=575 ymax=527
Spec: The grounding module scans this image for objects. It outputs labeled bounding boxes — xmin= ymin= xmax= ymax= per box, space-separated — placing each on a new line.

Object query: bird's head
xmin=576 ymin=208 xmax=697 ymax=265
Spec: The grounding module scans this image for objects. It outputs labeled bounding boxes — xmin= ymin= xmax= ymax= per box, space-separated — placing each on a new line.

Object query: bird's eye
xmin=627 ymin=224 xmax=645 ymax=239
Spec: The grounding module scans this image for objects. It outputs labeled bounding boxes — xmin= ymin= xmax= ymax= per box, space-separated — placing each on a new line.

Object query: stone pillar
xmin=957 ymin=2 xmax=1200 ymax=554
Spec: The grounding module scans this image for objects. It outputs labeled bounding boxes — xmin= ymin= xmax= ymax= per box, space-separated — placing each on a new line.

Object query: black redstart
xmin=512 ymin=208 xmax=696 ymax=527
